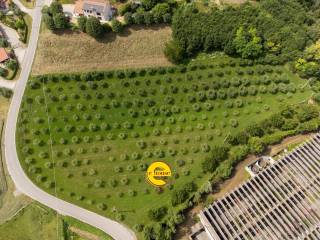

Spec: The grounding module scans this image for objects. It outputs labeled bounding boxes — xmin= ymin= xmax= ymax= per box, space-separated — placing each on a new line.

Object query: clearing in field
xmin=18 ymin=55 xmax=314 ymax=237
xmin=32 ymin=25 xmax=172 ymax=75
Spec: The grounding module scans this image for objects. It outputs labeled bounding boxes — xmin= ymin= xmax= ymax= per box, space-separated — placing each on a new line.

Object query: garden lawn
xmin=32 ymin=25 xmax=172 ymax=75
xmin=17 ymin=55 xmax=312 ymax=237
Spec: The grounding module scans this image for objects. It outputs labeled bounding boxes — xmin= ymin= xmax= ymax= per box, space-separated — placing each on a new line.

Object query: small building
xmin=74 ymin=0 xmax=113 ymax=21
xmin=245 ymin=156 xmax=275 ymax=177
xmin=0 ymin=48 xmax=9 ymax=63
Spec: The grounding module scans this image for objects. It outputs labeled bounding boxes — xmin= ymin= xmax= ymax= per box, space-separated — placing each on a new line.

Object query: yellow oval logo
xmin=146 ymin=161 xmax=172 ymax=186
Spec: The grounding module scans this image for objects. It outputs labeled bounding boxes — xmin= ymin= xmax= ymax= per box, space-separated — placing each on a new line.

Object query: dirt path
xmin=175 ymin=133 xmax=313 ymax=240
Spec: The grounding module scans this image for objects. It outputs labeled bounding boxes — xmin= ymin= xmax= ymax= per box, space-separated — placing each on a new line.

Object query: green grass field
xmin=16 ymin=55 xmax=312 ymax=235
xmin=0 ymin=204 xmax=59 ymax=240
xmin=0 ymin=203 xmax=112 ymax=240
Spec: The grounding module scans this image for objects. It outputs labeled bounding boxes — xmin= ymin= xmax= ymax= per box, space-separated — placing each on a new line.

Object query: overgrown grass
xmin=32 ymin=25 xmax=172 ymax=75
xmin=17 ymin=55 xmax=312 ymax=236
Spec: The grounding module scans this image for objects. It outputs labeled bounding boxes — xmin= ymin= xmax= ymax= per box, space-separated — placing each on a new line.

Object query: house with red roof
xmin=0 ymin=48 xmax=9 ymax=63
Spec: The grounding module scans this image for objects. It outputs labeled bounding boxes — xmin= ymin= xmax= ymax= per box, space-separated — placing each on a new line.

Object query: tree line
xmin=42 ymin=0 xmax=177 ymax=39
xmin=166 ymin=0 xmax=320 ymax=63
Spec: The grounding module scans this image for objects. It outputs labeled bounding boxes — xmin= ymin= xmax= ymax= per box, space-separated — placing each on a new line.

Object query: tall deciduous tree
xmin=233 ymin=27 xmax=263 ymax=59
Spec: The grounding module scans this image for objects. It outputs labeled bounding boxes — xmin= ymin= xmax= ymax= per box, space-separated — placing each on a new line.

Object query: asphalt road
xmin=4 ymin=1 xmax=137 ymax=239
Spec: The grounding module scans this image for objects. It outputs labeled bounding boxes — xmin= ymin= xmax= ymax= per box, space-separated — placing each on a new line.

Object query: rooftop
xmin=0 ymin=48 xmax=9 ymax=63
xmin=199 ymin=133 xmax=320 ymax=240
xmin=74 ymin=0 xmax=110 ymax=15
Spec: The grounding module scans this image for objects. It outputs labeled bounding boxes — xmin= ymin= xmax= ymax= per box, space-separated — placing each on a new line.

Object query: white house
xmin=74 ymin=0 xmax=113 ymax=21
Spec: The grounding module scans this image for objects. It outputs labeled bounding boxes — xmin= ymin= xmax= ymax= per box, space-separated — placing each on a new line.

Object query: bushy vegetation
xmin=42 ymin=1 xmax=69 ymax=31
xmin=168 ymin=0 xmax=320 ymax=63
xmin=120 ymin=0 xmax=177 ymax=25
xmin=77 ymin=16 xmax=124 ymax=39
xmin=18 ymin=55 xmax=315 ymax=239
xmin=295 ymin=39 xmax=320 ymax=80
xmin=0 ymin=87 xmax=13 ymax=98
xmin=0 ymin=2 xmax=29 ymax=43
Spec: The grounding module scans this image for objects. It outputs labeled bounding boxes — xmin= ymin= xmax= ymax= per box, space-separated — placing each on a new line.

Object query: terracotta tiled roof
xmin=86 ymin=0 xmax=109 ymax=6
xmin=0 ymin=48 xmax=9 ymax=63
xmin=74 ymin=0 xmax=84 ymax=15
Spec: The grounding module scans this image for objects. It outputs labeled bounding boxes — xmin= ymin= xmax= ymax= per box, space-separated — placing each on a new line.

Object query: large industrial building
xmin=197 ymin=133 xmax=320 ymax=240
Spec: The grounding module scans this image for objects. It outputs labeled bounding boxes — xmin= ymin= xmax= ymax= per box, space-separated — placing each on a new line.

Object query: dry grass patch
xmin=32 ymin=25 xmax=172 ymax=75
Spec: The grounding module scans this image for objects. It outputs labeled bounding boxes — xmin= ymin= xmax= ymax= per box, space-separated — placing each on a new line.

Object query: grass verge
xmin=20 ymin=0 xmax=35 ymax=9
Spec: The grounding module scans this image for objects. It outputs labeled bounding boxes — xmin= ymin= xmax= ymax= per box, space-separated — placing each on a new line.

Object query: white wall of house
xmin=82 ymin=5 xmax=112 ymax=21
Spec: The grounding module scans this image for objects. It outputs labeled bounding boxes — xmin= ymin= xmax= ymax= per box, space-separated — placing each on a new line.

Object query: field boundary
xmin=0 ymin=120 xmax=7 ymax=202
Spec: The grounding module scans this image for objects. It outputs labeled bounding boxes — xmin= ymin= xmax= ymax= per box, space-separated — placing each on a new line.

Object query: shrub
xmin=154 ymin=149 xmax=165 ymax=158
xmin=108 ymin=179 xmax=117 ymax=187
xmin=43 ymin=13 xmax=55 ymax=30
xmin=94 ymin=179 xmax=103 ymax=188
xmin=133 ymin=12 xmax=144 ymax=24
xmin=201 ymin=143 xmax=210 ymax=153
xmin=136 ymin=140 xmax=146 ymax=149
xmin=171 ymin=182 xmax=196 ymax=206
xmin=138 ymin=163 xmax=148 ymax=171
xmin=97 ymin=203 xmax=107 ymax=211
xmin=192 ymin=103 xmax=201 ymax=112
xmin=134 ymin=224 xmax=144 ymax=232
xmin=53 ymin=13 xmax=68 ymax=29
xmin=111 ymin=18 xmax=124 ymax=33
xmin=124 ymin=12 xmax=134 ymax=24
xmin=116 ymin=214 xmax=124 ymax=221
xmin=248 ymin=137 xmax=265 ymax=154
xmin=202 ymin=146 xmax=229 ymax=172
xmin=126 ymin=164 xmax=135 ymax=172
xmin=313 ymin=93 xmax=320 ymax=103
xmin=131 ymin=152 xmax=140 ymax=160
xmin=114 ymin=166 xmax=122 ymax=173
xmin=77 ymin=16 xmax=87 ymax=32
xmin=297 ymin=105 xmax=318 ymax=123
xmin=164 ymin=40 xmax=184 ymax=63
xmin=143 ymin=12 xmax=154 ymax=25
xmin=6 ymin=59 xmax=18 ymax=71
xmin=148 ymin=206 xmax=168 ymax=221
xmin=230 ymin=119 xmax=238 ymax=128
xmin=86 ymin=17 xmax=104 ymax=38
xmin=152 ymin=3 xmax=169 ymax=23
xmin=128 ymin=189 xmax=136 ymax=197
xmin=171 ymin=189 xmax=188 ymax=206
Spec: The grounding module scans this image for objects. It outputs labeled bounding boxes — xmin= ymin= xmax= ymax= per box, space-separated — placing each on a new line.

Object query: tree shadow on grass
xmin=52 ymin=23 xmax=170 ymax=45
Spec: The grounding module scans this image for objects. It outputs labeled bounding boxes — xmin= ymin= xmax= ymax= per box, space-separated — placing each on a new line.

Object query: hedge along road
xmin=3 ymin=0 xmax=137 ymax=239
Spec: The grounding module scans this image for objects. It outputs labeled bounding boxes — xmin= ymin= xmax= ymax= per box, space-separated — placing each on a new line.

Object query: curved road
xmin=4 ymin=1 xmax=136 ymax=240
